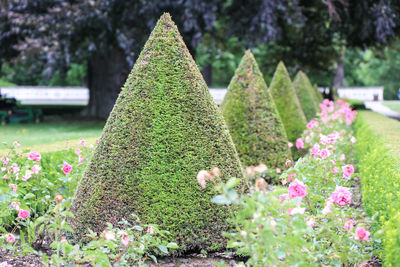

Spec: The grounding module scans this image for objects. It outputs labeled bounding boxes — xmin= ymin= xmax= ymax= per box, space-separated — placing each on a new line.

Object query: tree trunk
xmin=332 ymin=52 xmax=345 ymax=89
xmin=83 ymin=48 xmax=129 ymax=119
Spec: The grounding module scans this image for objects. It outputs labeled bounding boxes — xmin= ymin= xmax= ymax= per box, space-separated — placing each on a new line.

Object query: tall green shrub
xmin=221 ymin=51 xmax=291 ymax=168
xmin=312 ymin=83 xmax=323 ymax=103
xmin=269 ymin=62 xmax=307 ymax=143
xmin=69 ymin=13 xmax=243 ymax=253
xmin=293 ymin=71 xmax=319 ymax=121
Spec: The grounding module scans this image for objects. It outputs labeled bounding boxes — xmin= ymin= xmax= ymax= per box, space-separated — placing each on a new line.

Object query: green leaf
xmin=23 ymin=193 xmax=36 ymax=200
xmin=211 ymin=195 xmax=231 ymax=205
xmin=158 ymin=245 xmax=168 ymax=254
xmin=166 ymin=242 xmax=179 ymax=249
xmin=225 ymin=177 xmax=240 ymax=190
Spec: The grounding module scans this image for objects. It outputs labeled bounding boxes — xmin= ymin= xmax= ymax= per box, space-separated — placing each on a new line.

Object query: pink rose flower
xmin=279 ymin=193 xmax=289 ymax=202
xmin=27 ymin=152 xmax=41 ymax=162
xmin=95 ymin=139 xmax=99 ymax=144
xmin=331 ymin=186 xmax=352 ymax=207
xmin=288 ymin=172 xmax=296 ymax=182
xmin=355 ymin=227 xmax=370 ymax=240
xmin=332 ymin=167 xmax=339 ymax=174
xmin=18 ymin=209 xmax=30 ymax=219
xmin=319 ymin=149 xmax=329 ymax=159
xmin=296 ymin=138 xmax=304 ymax=149
xmin=2 ymin=156 xmax=9 ymax=165
xmin=120 ymin=232 xmax=129 ymax=247
xmin=78 ymin=156 xmax=85 ymax=163
xmin=147 ymin=226 xmax=155 ymax=234
xmin=342 ymin=164 xmax=354 ymax=179
xmin=287 ymin=207 xmax=305 ymax=216
xmin=8 ymin=184 xmax=17 ymax=193
xmin=75 ymin=149 xmax=81 ymax=155
xmin=31 ymin=165 xmax=41 ymax=174
xmin=3 ymin=175 xmax=8 ymax=180
xmin=62 ymin=163 xmax=72 ymax=175
xmin=5 ymin=233 xmax=15 ymax=243
xmin=78 ymin=139 xmax=86 ymax=147
xmin=344 ymin=219 xmax=355 ymax=230
xmin=288 ymin=179 xmax=308 ymax=199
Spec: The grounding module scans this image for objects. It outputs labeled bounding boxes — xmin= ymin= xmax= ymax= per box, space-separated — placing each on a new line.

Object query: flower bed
xmin=207 ymin=100 xmax=375 ymax=266
xmin=355 ymin=111 xmax=400 ymax=266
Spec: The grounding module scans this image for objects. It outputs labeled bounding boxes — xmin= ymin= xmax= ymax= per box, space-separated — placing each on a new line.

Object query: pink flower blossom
xmin=11 ymin=164 xmax=19 ymax=174
xmin=355 ymin=227 xmax=370 ymax=240
xmin=340 ymin=154 xmax=346 ymax=162
xmin=120 ymin=232 xmax=129 ymax=247
xmin=311 ymin=144 xmax=320 ymax=157
xmin=31 ymin=165 xmax=41 ymax=174
xmin=21 ymin=170 xmax=32 ymax=181
xmin=27 ymin=152 xmax=41 ymax=162
xmin=18 ymin=209 xmax=30 ymax=219
xmin=196 ymin=170 xmax=210 ymax=189
xmin=62 ymin=163 xmax=72 ymax=175
xmin=2 ymin=157 xmax=9 ymax=165
xmin=78 ymin=156 xmax=85 ymax=163
xmin=95 ymin=139 xmax=99 ymax=144
xmin=13 ymin=141 xmax=20 ymax=148
xmin=332 ymin=167 xmax=339 ymax=174
xmin=359 ymin=262 xmax=371 ymax=267
xmin=287 ymin=142 xmax=293 ymax=148
xmin=331 ymin=186 xmax=352 ymax=207
xmin=78 ymin=139 xmax=86 ymax=147
xmin=147 ymin=226 xmax=155 ymax=234
xmin=287 ymin=207 xmax=305 ymax=216
xmin=5 ymin=233 xmax=15 ymax=243
xmin=296 ymin=138 xmax=304 ymax=149
xmin=288 ymin=179 xmax=308 ymax=199
xmin=279 ymin=193 xmax=290 ymax=202
xmin=351 ymin=136 xmax=356 ymax=143
xmin=342 ymin=164 xmax=354 ymax=179
xmin=344 ymin=219 xmax=355 ymax=230
xmin=8 ymin=184 xmax=17 ymax=193
xmin=306 ymin=218 xmax=315 ymax=227
xmin=319 ymin=149 xmax=329 ymax=159
xmin=11 ymin=202 xmax=20 ymax=211
xmin=3 ymin=175 xmax=8 ymax=180
xmin=288 ymin=172 xmax=296 ymax=182
xmin=306 ymin=120 xmax=318 ymax=129
xmin=75 ymin=149 xmax=81 ymax=155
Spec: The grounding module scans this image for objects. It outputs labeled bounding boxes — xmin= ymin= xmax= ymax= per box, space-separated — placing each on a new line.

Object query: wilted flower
xmin=147 ymin=226 xmax=155 ymax=234
xmin=8 ymin=184 xmax=17 ymax=193
xmin=287 ymin=207 xmax=305 ymax=216
xmin=102 ymin=229 xmax=115 ymax=240
xmin=31 ymin=165 xmax=41 ymax=174
xmin=255 ymin=178 xmax=267 ymax=192
xmin=5 ymin=233 xmax=15 ymax=243
xmin=344 ymin=219 xmax=355 ymax=231
xmin=13 ymin=141 xmax=21 ymax=148
xmin=120 ymin=232 xmax=130 ymax=247
xmin=54 ymin=194 xmax=64 ymax=204
xmin=254 ymin=163 xmax=267 ymax=173
xmin=196 ymin=170 xmax=210 ymax=189
xmin=210 ymin=167 xmax=221 ymax=177
xmin=1 ymin=156 xmax=9 ymax=165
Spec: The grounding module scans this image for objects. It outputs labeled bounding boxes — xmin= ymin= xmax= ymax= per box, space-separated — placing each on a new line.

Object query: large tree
xmin=0 ymin=0 xmax=219 ymax=118
xmin=1 ymin=0 xmax=399 ymax=118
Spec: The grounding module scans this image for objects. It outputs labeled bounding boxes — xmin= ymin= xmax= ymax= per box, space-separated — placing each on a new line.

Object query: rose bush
xmin=208 ymin=100 xmax=374 ymax=266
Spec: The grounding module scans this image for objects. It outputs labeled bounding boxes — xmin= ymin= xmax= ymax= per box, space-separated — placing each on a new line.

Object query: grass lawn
xmin=383 ymin=101 xmax=400 ymax=112
xmin=0 ymin=117 xmax=104 ymax=153
xmin=358 ymin=111 xmax=400 ymax=155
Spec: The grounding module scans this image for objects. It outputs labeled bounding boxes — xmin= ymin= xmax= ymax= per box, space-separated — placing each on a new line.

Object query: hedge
xmin=354 ymin=111 xmax=400 ymax=266
xmin=293 ymin=71 xmax=319 ymax=121
xmin=269 ymin=62 xmax=307 ymax=143
xmin=221 ymin=50 xmax=292 ymax=168
xmin=69 ymin=13 xmax=243 ymax=253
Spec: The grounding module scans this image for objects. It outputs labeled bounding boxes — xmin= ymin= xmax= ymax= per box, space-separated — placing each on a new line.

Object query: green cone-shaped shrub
xmin=221 ymin=51 xmax=291 ymax=168
xmin=312 ymin=83 xmax=324 ymax=104
xmin=269 ymin=62 xmax=306 ymax=143
xmin=69 ymin=13 xmax=243 ymax=253
xmin=293 ymin=71 xmax=319 ymax=121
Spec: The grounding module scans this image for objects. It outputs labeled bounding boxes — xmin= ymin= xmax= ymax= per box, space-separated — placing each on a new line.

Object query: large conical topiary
xmin=221 ymin=51 xmax=291 ymax=168
xmin=69 ymin=13 xmax=243 ymax=253
xmin=269 ymin=62 xmax=307 ymax=143
xmin=312 ymin=83 xmax=323 ymax=104
xmin=293 ymin=71 xmax=319 ymax=121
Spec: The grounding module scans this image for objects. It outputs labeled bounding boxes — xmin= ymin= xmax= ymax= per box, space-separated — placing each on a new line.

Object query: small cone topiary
xmin=269 ymin=62 xmax=307 ymax=143
xmin=69 ymin=13 xmax=243 ymax=253
xmin=221 ymin=50 xmax=292 ymax=168
xmin=293 ymin=71 xmax=319 ymax=121
xmin=312 ymin=83 xmax=324 ymax=104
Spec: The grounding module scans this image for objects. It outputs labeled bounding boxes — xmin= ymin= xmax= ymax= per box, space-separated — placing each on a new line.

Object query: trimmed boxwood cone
xmin=269 ymin=62 xmax=307 ymax=143
xmin=221 ymin=50 xmax=292 ymax=168
xmin=293 ymin=71 xmax=319 ymax=121
xmin=69 ymin=13 xmax=243 ymax=253
xmin=312 ymin=83 xmax=324 ymax=103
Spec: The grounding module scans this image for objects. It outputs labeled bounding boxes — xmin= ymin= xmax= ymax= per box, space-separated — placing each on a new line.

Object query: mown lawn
xmin=0 ymin=117 xmax=104 ymax=153
xmin=383 ymin=101 xmax=400 ymax=112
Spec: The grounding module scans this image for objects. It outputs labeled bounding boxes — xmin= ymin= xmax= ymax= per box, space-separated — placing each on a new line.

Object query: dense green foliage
xmin=293 ymin=71 xmax=319 ymax=121
xmin=69 ymin=14 xmax=243 ymax=253
xmin=221 ymin=50 xmax=291 ymax=168
xmin=269 ymin=62 xmax=306 ymax=143
xmin=355 ymin=111 xmax=400 ymax=266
